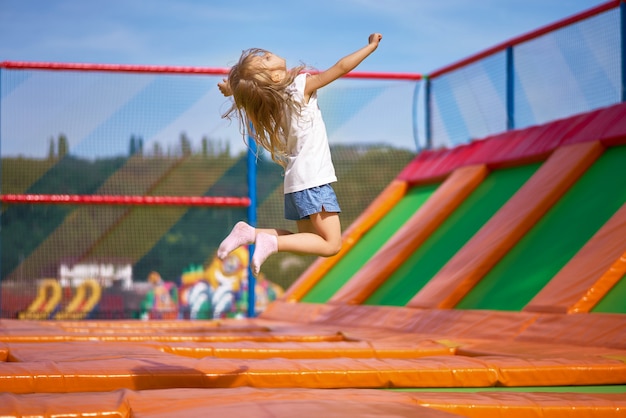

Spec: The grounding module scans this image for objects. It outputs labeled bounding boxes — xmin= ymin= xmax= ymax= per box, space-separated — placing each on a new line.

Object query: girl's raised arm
xmin=304 ymin=33 xmax=382 ymax=98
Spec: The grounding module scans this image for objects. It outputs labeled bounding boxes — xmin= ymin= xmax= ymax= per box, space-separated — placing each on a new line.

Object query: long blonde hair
xmin=222 ymin=48 xmax=305 ymax=167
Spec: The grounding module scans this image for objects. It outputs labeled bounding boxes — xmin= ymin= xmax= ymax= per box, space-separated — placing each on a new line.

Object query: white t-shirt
xmin=283 ymin=73 xmax=337 ymax=194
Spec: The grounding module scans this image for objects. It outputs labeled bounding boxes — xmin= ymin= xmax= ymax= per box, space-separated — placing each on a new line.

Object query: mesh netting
xmin=0 ymin=67 xmax=417 ymax=318
xmin=425 ymin=6 xmax=621 ymax=148
xmin=2 ymin=2 xmax=622 ymax=319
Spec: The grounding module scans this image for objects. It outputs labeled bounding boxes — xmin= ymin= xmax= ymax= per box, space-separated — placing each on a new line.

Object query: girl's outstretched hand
xmin=368 ymin=33 xmax=383 ymax=47
xmin=218 ymin=78 xmax=232 ymax=97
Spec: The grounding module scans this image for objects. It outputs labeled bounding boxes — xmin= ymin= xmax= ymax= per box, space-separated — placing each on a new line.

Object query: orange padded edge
xmin=282 ymin=179 xmax=409 ymax=302
xmin=0 ymin=391 xmax=131 ymax=417
xmin=261 ymin=300 xmax=338 ymax=323
xmin=2 ymin=388 xmax=626 ymax=418
xmin=516 ymin=312 xmax=626 ymax=349
xmin=408 ymin=141 xmax=605 ymax=309
xmin=0 ymin=388 xmax=460 ymax=418
xmin=330 ymin=165 xmax=488 ymax=305
xmin=2 ymin=346 xmax=625 ymax=393
xmin=0 ymin=355 xmax=498 ymax=393
xmin=2 ymin=312 xmax=626 ymax=396
xmin=314 ymin=304 xmax=540 ymax=341
xmin=570 ymin=249 xmax=626 ymax=313
xmin=416 ymin=392 xmax=626 ymax=418
xmin=525 ymin=204 xmax=626 ymax=313
xmin=160 ymin=340 xmax=454 ymax=359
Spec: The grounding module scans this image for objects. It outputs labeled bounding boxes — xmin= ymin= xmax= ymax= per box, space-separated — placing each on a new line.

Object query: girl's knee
xmin=323 ymin=238 xmax=342 ymax=257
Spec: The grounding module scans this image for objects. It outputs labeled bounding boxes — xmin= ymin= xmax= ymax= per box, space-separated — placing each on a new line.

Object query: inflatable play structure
xmin=54 ymin=278 xmax=102 ymax=320
xmin=17 ymin=278 xmax=102 ymax=320
xmin=0 ymin=102 xmax=625 ymax=416
xmin=15 ymin=250 xmax=283 ymax=323
xmin=17 ymin=279 xmax=62 ymax=320
xmin=143 ymin=248 xmax=283 ymax=320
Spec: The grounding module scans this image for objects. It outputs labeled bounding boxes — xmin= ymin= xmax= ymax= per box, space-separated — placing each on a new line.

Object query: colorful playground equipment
xmin=54 ymin=278 xmax=102 ymax=320
xmin=19 ymin=278 xmax=103 ymax=320
xmin=178 ymin=247 xmax=283 ymax=319
xmin=0 ymin=102 xmax=625 ymax=417
xmin=17 ymin=278 xmax=62 ymax=320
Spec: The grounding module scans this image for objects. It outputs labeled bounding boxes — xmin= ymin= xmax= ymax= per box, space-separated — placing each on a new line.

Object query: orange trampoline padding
xmin=0 ymin=390 xmax=131 ymax=418
xmin=0 ymin=355 xmax=499 ymax=393
xmin=261 ymin=300 xmax=340 ymax=324
xmin=309 ymin=303 xmax=540 ymax=340
xmin=2 ymin=388 xmax=626 ymax=418
xmin=0 ymin=320 xmax=346 ymax=344
xmin=158 ymin=339 xmax=454 ymax=359
xmin=458 ymin=339 xmax=626 ymax=358
xmin=331 ymin=164 xmax=488 ymax=304
xmin=3 ymin=388 xmax=625 ymax=418
xmin=0 ymin=388 xmax=464 ymax=418
xmin=408 ymin=141 xmax=605 ymax=309
xmin=3 ymin=350 xmax=626 ymax=394
xmin=0 ymin=308 xmax=626 ymax=398
xmin=283 ymin=179 xmax=409 ymax=302
xmin=516 ymin=312 xmax=626 ymax=350
xmin=415 ymin=391 xmax=626 ymax=418
xmin=0 ymin=342 xmax=8 ymax=361
xmin=526 ymin=203 xmax=626 ymax=313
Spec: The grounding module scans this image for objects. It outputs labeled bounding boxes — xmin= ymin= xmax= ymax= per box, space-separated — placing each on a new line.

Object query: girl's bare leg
xmin=279 ymin=210 xmax=342 ymax=257
xmin=251 ymin=211 xmax=341 ymax=275
xmin=222 ymin=211 xmax=342 ymax=275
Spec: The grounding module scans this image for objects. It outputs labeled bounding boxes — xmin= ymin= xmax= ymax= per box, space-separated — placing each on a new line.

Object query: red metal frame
xmin=0 ymin=194 xmax=250 ymax=207
xmin=429 ymin=0 xmax=621 ymax=78
xmin=0 ymin=61 xmax=230 ymax=75
xmin=0 ymin=61 xmax=422 ymax=81
xmin=0 ymin=62 xmax=420 ymax=209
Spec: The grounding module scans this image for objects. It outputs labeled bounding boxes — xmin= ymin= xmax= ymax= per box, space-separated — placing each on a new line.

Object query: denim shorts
xmin=284 ymin=184 xmax=341 ymax=221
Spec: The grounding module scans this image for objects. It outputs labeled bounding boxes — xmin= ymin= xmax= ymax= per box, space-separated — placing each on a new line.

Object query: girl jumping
xmin=217 ymin=33 xmax=383 ymax=276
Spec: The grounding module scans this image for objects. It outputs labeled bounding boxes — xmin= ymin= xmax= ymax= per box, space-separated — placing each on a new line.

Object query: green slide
xmin=365 ymin=163 xmax=540 ymax=306
xmin=457 ymin=145 xmax=626 ymax=311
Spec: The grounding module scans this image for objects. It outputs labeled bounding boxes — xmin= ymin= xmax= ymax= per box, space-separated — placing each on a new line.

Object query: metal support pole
xmin=246 ymin=131 xmax=257 ymax=318
xmin=621 ymin=0 xmax=626 ymax=102
xmin=412 ymin=81 xmax=421 ymax=152
xmin=506 ymin=46 xmax=515 ymax=130
xmin=424 ymin=76 xmax=432 ymax=150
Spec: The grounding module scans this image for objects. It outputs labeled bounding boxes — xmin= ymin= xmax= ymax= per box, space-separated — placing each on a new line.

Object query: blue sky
xmin=0 ymin=0 xmax=611 ymax=158
xmin=0 ymin=0 xmax=607 ymax=74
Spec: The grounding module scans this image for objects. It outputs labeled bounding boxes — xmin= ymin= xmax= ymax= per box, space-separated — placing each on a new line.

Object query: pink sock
xmin=251 ymin=233 xmax=278 ymax=276
xmin=217 ymin=221 xmax=255 ymax=259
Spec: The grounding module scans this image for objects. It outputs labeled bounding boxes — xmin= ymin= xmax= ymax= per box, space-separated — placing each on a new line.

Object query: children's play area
xmin=1 ymin=1 xmax=625 ymax=417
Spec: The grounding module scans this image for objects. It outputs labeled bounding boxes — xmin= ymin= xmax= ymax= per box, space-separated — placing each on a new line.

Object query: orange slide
xmin=330 ymin=164 xmax=488 ymax=304
xmin=408 ymin=140 xmax=604 ymax=309
xmin=525 ymin=203 xmax=626 ymax=313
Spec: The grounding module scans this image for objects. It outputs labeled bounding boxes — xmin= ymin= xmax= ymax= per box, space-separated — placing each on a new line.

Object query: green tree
xmin=48 ymin=136 xmax=56 ymax=160
xmin=180 ymin=132 xmax=191 ymax=156
xmin=201 ymin=136 xmax=208 ymax=157
xmin=57 ymin=134 xmax=69 ymax=157
xmin=129 ymin=135 xmax=137 ymax=156
xmin=222 ymin=140 xmax=230 ymax=157
xmin=152 ymin=141 xmax=163 ymax=157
